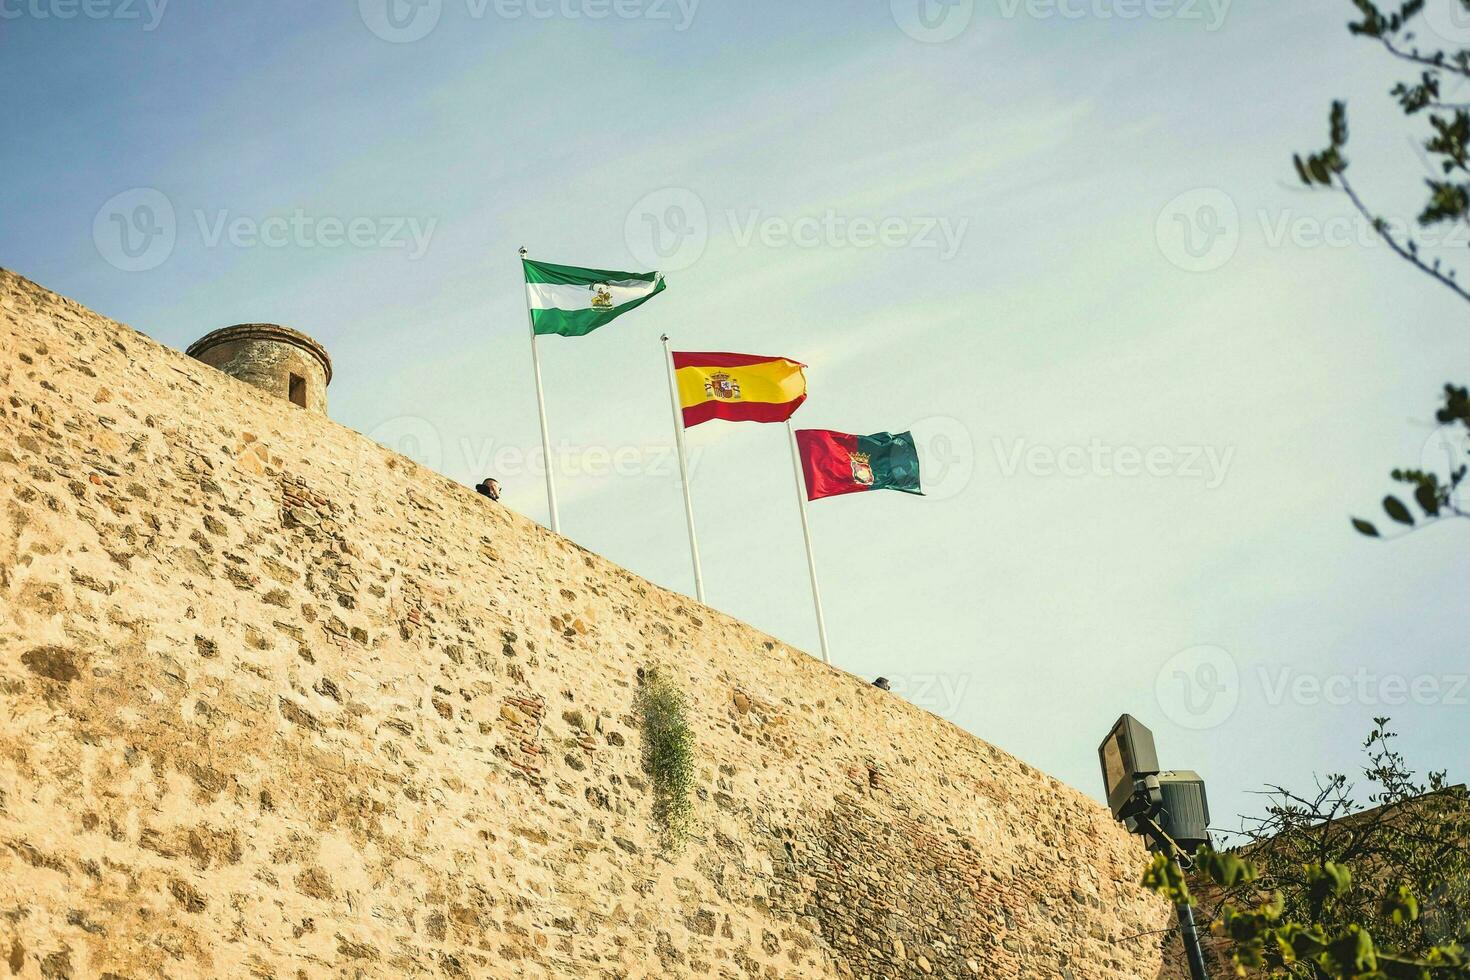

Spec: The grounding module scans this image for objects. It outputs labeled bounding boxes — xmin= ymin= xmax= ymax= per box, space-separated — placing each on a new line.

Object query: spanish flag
xmin=672 ymin=352 xmax=807 ymax=428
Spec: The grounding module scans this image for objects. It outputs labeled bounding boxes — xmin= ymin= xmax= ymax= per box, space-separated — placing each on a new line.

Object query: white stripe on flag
xmin=526 ymin=279 xmax=658 ymax=311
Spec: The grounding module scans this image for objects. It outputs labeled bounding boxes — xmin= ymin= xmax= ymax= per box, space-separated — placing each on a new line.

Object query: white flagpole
xmin=786 ymin=420 xmax=831 ymax=664
xmin=660 ymin=334 xmax=706 ymax=604
xmin=521 ymin=247 xmax=560 ymax=534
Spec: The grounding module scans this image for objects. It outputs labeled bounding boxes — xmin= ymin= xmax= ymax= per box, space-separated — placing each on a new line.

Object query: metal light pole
xmin=1139 ymin=816 xmax=1210 ymax=980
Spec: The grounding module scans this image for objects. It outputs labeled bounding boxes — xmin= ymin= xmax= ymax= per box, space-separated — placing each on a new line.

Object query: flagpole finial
xmin=660 ymin=333 xmax=670 ymax=343
xmin=518 ymin=247 xmax=527 ymax=257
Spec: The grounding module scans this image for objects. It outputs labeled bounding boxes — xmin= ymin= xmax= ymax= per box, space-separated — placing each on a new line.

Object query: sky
xmin=2 ymin=0 xmax=1467 ymax=836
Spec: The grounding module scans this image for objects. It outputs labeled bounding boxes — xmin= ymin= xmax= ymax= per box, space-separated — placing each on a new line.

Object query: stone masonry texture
xmin=187 ymin=324 xmax=331 ymax=415
xmin=0 ymin=268 xmax=1172 ymax=979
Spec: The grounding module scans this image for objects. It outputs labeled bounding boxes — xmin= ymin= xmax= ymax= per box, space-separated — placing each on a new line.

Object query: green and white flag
xmin=523 ymin=258 xmax=666 ymax=337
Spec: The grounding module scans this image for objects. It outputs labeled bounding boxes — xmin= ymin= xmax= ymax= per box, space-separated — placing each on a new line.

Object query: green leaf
xmin=1293 ymin=154 xmax=1312 ymax=185
xmin=1307 ymin=862 xmax=1354 ymax=906
xmin=1383 ymin=496 xmax=1415 ymax=525
xmin=1141 ymin=853 xmax=1193 ymax=906
xmin=1385 ymin=885 xmax=1419 ymax=925
xmin=1352 ymin=518 xmax=1381 ymax=537
xmin=1319 ymin=924 xmax=1377 ymax=975
xmin=1308 ymin=155 xmax=1332 ymax=184
xmin=1414 ymin=481 xmax=1440 ymax=517
xmin=1196 ymin=847 xmax=1258 ymax=889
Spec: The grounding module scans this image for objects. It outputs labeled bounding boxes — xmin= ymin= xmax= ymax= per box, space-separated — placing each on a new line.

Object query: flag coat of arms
xmin=796 ymin=429 xmax=924 ymax=500
xmin=523 ymin=258 xmax=666 ymax=337
xmin=671 ymin=352 xmax=807 ymax=427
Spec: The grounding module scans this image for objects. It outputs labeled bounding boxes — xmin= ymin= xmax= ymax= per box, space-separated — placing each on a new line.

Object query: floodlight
xmin=1098 ymin=713 xmax=1161 ymax=820
xmin=1156 ymin=770 xmax=1211 ymax=855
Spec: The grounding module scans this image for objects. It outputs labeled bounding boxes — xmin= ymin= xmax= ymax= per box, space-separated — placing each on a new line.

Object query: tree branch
xmin=1338 ymin=172 xmax=1470 ymax=305
xmin=1378 ymin=34 xmax=1470 ymax=81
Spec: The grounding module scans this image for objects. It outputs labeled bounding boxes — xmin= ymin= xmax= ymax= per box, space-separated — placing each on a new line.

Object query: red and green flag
xmin=795 ymin=429 xmax=923 ymax=501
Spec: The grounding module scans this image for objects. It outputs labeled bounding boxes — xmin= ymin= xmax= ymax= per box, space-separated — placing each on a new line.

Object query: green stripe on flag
xmin=857 ymin=431 xmax=924 ymax=495
xmin=523 ymin=259 xmax=660 ymax=286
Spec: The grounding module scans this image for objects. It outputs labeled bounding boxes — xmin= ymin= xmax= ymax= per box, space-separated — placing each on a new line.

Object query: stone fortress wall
xmin=0 ymin=268 xmax=1170 ymax=978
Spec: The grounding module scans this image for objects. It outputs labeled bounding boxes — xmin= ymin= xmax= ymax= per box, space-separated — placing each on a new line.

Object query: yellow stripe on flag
xmin=675 ymin=359 xmax=805 ymax=409
xmin=669 ymin=352 xmax=808 ymax=427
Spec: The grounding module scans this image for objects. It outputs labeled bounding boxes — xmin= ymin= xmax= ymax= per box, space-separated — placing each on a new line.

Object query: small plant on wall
xmin=635 ymin=665 xmax=696 ymax=851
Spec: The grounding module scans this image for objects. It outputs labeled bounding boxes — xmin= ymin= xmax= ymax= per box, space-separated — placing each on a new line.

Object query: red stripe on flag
xmin=795 ymin=429 xmax=870 ymax=501
xmin=682 ymin=396 xmax=806 ymax=428
xmin=671 ymin=351 xmax=806 ymax=370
